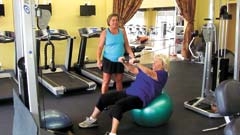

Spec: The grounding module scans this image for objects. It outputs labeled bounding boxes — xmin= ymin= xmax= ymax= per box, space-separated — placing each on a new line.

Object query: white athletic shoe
xmin=78 ymin=117 xmax=98 ymax=128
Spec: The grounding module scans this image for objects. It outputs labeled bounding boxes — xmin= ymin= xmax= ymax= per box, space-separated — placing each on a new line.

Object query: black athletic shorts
xmin=102 ymin=57 xmax=124 ymax=74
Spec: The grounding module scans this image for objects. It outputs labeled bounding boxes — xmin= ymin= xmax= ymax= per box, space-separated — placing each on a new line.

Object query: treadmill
xmin=0 ymin=31 xmax=18 ymax=100
xmin=36 ymin=29 xmax=97 ymax=96
xmin=74 ymin=27 xmax=134 ymax=87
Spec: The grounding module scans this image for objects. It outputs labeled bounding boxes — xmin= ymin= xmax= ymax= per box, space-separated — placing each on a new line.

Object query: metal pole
xmin=209 ymin=0 xmax=214 ymax=23
xmin=13 ymin=0 xmax=41 ymax=133
xmin=201 ymin=0 xmax=216 ymax=96
xmin=234 ymin=0 xmax=240 ymax=80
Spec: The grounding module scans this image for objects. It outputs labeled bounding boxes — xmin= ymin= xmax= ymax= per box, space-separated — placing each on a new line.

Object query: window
xmin=125 ymin=11 xmax=145 ymax=26
xmin=125 ymin=11 xmax=146 ymax=42
xmin=155 ymin=8 xmax=175 ymax=38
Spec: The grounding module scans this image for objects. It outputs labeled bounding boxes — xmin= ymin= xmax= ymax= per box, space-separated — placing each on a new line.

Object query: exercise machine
xmin=36 ymin=28 xmax=97 ymax=96
xmin=12 ymin=1 xmax=74 ymax=134
xmin=202 ymin=80 xmax=240 ymax=133
xmin=202 ymin=0 xmax=240 ymax=133
xmin=74 ymin=27 xmax=134 ymax=86
xmin=189 ymin=30 xmax=234 ymax=71
xmin=0 ymin=31 xmax=18 ymax=100
xmin=188 ymin=30 xmax=205 ymax=64
xmin=184 ymin=0 xmax=232 ymax=118
xmin=12 ymin=0 xmax=41 ymax=131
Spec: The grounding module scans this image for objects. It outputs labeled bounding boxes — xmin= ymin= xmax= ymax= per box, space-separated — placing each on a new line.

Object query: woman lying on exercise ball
xmin=78 ymin=54 xmax=169 ymax=135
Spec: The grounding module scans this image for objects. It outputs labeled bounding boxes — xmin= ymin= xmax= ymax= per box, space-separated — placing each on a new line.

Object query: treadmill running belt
xmin=0 ymin=77 xmax=17 ymax=100
xmin=43 ymin=72 xmax=89 ymax=91
xmin=87 ymin=67 xmax=102 ymax=76
xmin=87 ymin=67 xmax=134 ymax=84
xmin=122 ymin=74 xmax=133 ymax=83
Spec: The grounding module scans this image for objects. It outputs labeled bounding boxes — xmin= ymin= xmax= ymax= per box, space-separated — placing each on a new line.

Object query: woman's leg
xmin=79 ymin=91 xmax=127 ymax=128
xmin=108 ymin=96 xmax=143 ymax=134
xmin=101 ymin=72 xmax=111 ymax=94
xmin=111 ymin=117 xmax=120 ymax=134
xmin=90 ymin=107 xmax=101 ymax=119
xmin=114 ymin=73 xmax=123 ymax=91
xmin=95 ymin=91 xmax=128 ymax=114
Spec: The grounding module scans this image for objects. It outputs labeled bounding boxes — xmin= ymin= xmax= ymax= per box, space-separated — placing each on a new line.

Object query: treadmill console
xmin=0 ymin=31 xmax=15 ymax=43
xmin=36 ymin=29 xmax=69 ymax=41
xmin=79 ymin=27 xmax=104 ymax=38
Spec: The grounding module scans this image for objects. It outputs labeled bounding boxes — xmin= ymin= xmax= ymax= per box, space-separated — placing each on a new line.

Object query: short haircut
xmin=154 ymin=54 xmax=169 ymax=71
xmin=107 ymin=13 xmax=119 ymax=26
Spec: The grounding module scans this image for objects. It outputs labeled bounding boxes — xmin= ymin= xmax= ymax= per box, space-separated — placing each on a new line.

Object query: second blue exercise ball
xmin=41 ymin=109 xmax=73 ymax=131
xmin=131 ymin=92 xmax=173 ymax=127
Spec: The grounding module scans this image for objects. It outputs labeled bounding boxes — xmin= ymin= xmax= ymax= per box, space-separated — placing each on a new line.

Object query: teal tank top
xmin=103 ymin=28 xmax=125 ymax=62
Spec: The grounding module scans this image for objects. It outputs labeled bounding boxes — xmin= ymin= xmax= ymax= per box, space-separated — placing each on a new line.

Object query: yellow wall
xmin=142 ymin=0 xmax=175 ymax=33
xmin=1 ymin=0 xmax=235 ymax=68
xmin=0 ymin=0 xmax=14 ymax=69
xmin=0 ymin=0 xmax=112 ymax=69
xmin=226 ymin=3 xmax=236 ymax=53
xmin=195 ymin=0 xmax=223 ymax=30
xmin=195 ymin=0 xmax=236 ymax=53
xmin=0 ymin=0 xmax=174 ymax=69
xmin=144 ymin=9 xmax=157 ymax=28
xmin=40 ymin=0 xmax=112 ymax=66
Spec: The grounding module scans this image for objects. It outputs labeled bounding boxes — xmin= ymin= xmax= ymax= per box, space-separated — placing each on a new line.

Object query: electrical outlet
xmin=84 ymin=56 xmax=89 ymax=62
xmin=0 ymin=62 xmax=3 ymax=72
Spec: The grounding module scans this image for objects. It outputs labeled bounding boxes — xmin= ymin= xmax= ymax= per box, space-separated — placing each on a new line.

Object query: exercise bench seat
xmin=215 ymin=79 xmax=240 ymax=135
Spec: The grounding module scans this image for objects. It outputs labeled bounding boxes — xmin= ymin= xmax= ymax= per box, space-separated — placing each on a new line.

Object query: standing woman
xmin=97 ymin=13 xmax=135 ymax=94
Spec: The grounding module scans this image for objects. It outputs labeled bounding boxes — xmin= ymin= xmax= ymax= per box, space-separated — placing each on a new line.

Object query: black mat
xmin=1 ymin=61 xmax=225 ymax=135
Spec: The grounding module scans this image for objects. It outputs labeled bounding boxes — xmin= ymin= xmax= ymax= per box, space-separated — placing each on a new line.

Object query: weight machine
xmin=12 ymin=0 xmax=73 ymax=134
xmin=184 ymin=0 xmax=232 ymax=118
xmin=201 ymin=0 xmax=240 ymax=134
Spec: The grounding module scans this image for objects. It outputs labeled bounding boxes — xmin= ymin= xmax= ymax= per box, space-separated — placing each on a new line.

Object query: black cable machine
xmin=74 ymin=27 xmax=134 ymax=87
xmin=36 ymin=28 xmax=97 ymax=96
xmin=0 ymin=31 xmax=18 ymax=100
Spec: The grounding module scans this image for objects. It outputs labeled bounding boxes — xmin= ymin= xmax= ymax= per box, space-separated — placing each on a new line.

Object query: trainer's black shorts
xmin=102 ymin=57 xmax=124 ymax=74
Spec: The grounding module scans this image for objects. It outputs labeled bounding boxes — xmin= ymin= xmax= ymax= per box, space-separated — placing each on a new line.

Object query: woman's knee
xmin=114 ymin=73 xmax=123 ymax=82
xmin=96 ymin=94 xmax=110 ymax=111
xmin=108 ymin=105 xmax=123 ymax=121
xmin=102 ymin=73 xmax=111 ymax=84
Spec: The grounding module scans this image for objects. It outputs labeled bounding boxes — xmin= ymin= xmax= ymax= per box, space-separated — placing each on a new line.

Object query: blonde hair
xmin=154 ymin=54 xmax=170 ymax=71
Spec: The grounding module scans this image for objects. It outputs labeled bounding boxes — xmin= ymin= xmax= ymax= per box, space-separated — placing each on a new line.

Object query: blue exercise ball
xmin=131 ymin=92 xmax=173 ymax=127
xmin=41 ymin=109 xmax=73 ymax=131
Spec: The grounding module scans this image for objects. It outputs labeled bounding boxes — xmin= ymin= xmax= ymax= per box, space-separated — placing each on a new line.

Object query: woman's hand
xmin=129 ymin=57 xmax=136 ymax=65
xmin=97 ymin=60 xmax=102 ymax=70
xmin=118 ymin=56 xmax=125 ymax=63
xmin=119 ymin=56 xmax=139 ymax=75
